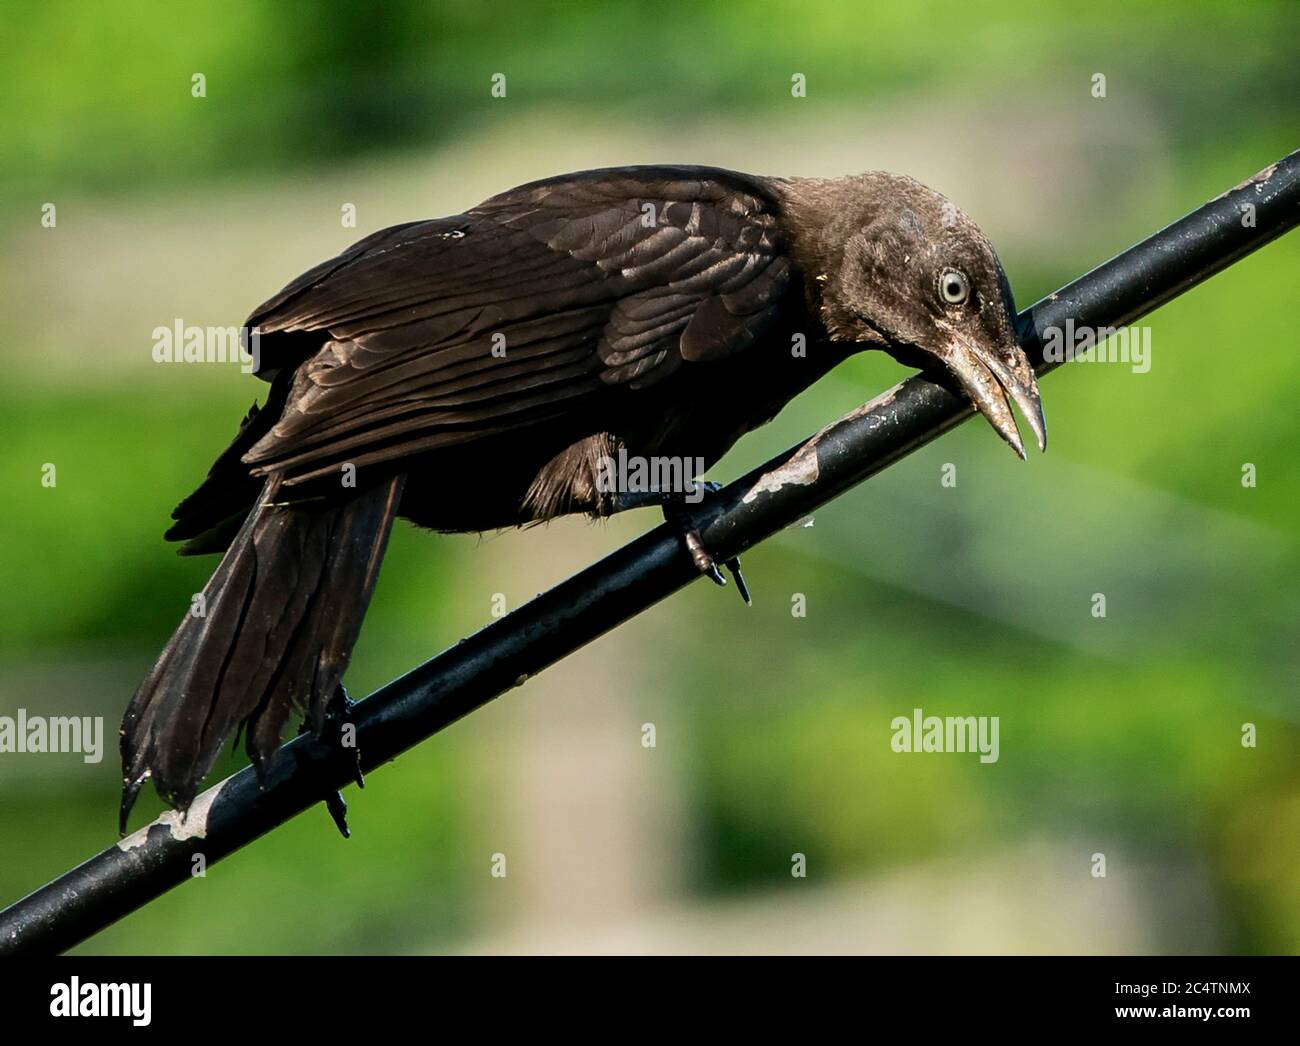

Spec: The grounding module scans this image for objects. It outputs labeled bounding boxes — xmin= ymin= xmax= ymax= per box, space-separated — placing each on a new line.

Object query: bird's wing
xmin=240 ymin=167 xmax=793 ymax=485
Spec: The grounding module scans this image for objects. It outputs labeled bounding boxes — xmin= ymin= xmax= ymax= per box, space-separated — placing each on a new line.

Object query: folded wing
xmin=240 ymin=166 xmax=794 ymax=485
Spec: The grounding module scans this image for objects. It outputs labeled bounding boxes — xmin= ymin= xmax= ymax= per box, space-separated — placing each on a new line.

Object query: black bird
xmin=120 ymin=164 xmax=1045 ymax=829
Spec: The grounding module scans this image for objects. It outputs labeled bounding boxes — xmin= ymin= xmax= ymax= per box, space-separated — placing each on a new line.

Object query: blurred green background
xmin=0 ymin=0 xmax=1296 ymax=954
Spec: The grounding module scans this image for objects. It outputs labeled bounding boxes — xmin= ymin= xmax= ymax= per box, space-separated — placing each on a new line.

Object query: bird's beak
xmin=934 ymin=322 xmax=1046 ymax=459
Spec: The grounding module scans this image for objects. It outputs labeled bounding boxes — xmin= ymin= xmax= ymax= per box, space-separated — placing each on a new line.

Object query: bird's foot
xmin=663 ymin=482 xmax=751 ymax=606
xmin=327 ymin=685 xmax=366 ymax=791
xmin=609 ymin=482 xmax=750 ymax=603
xmin=681 ymin=529 xmax=751 ymax=604
xmin=299 ymin=685 xmax=365 ymax=840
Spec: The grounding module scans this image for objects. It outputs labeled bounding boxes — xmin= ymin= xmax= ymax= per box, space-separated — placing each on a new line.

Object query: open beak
xmin=935 ymin=323 xmax=1047 ymax=459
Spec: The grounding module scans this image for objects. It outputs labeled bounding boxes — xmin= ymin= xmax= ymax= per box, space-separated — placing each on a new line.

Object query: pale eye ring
xmin=939 ymin=269 xmax=970 ymax=305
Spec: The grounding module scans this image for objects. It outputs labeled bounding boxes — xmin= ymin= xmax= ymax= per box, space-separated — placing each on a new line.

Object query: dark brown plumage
xmin=121 ymin=164 xmax=1045 ymax=827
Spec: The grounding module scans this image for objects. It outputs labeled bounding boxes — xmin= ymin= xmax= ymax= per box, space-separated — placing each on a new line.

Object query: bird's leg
xmin=299 ymin=684 xmax=365 ymax=840
xmin=611 ymin=484 xmax=750 ymax=604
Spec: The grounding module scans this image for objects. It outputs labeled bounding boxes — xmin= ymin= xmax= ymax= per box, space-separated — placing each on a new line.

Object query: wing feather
xmin=242 ymin=166 xmax=794 ymax=483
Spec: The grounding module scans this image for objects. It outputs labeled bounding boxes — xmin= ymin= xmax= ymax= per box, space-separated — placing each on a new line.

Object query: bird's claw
xmin=324 ymin=789 xmax=351 ymax=839
xmin=661 ymin=481 xmax=752 ymax=605
xmin=725 ymin=557 xmax=752 ymax=605
xmin=683 ymin=529 xmax=751 ymax=605
xmin=300 ymin=685 xmax=363 ymax=838
xmin=621 ymin=480 xmax=751 ymax=603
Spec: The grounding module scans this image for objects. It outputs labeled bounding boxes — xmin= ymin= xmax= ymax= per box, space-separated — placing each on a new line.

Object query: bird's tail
xmin=120 ymin=472 xmax=405 ymax=832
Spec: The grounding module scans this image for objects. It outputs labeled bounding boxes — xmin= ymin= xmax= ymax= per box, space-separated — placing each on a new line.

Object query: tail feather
xmin=166 ymin=372 xmax=293 ymax=554
xmin=121 ymin=472 xmax=405 ymax=831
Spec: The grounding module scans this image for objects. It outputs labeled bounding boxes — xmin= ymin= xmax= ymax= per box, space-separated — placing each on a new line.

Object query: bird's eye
xmin=939 ymin=269 xmax=970 ymax=305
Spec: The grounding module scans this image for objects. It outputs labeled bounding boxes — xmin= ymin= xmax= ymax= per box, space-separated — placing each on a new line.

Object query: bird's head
xmin=811 ymin=174 xmax=1045 ymax=457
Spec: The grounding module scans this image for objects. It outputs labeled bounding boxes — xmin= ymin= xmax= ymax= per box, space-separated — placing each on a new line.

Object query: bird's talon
xmin=325 ymin=790 xmax=351 ymax=839
xmin=725 ymin=557 xmax=752 ymax=605
xmin=300 ymin=686 xmax=365 ymax=830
